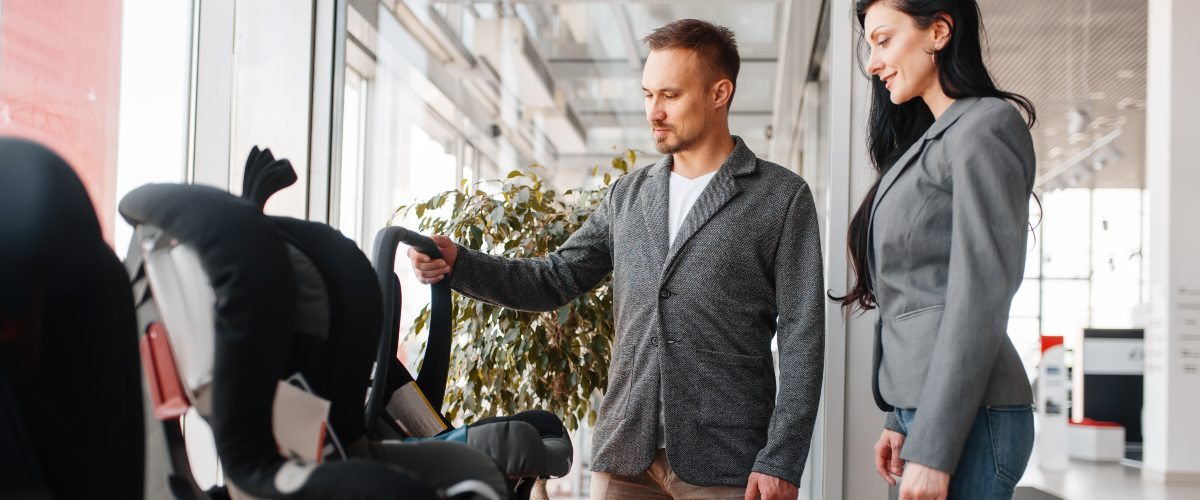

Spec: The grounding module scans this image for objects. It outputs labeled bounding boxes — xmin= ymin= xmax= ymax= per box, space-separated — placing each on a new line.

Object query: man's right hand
xmin=874 ymin=428 xmax=906 ymax=486
xmin=407 ymin=235 xmax=458 ymax=284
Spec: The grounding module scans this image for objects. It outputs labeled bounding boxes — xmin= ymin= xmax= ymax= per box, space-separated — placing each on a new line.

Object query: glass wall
xmin=1008 ymin=188 xmax=1146 ymax=378
xmin=115 ymin=0 xmax=193 ymax=256
xmin=338 ymin=67 xmax=369 ymax=243
xmin=347 ymin=2 xmax=505 ymax=370
xmin=228 ymin=0 xmax=314 ymax=218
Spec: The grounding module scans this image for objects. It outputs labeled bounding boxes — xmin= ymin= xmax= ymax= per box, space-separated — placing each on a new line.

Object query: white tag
xmin=386 ymin=382 xmax=447 ymax=437
xmin=272 ymin=381 xmax=331 ymax=462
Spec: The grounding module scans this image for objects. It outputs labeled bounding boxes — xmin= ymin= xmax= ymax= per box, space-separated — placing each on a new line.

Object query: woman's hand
xmin=898 ymin=462 xmax=949 ymax=500
xmin=407 ymin=235 xmax=458 ymax=284
xmin=874 ymin=428 xmax=906 ymax=486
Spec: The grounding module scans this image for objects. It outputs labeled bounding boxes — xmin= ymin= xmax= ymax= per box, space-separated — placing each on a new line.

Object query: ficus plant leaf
xmin=392 ymin=150 xmax=637 ymax=430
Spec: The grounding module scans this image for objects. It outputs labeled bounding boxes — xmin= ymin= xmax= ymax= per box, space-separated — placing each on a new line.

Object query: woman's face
xmin=863 ymin=3 xmax=946 ymax=105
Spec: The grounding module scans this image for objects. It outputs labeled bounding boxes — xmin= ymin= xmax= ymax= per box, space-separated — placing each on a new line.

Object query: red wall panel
xmin=0 ymin=0 xmax=124 ymax=243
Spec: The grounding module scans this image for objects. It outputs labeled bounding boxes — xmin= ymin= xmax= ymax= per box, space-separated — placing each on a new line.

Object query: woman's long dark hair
xmin=831 ymin=0 xmax=1038 ymax=313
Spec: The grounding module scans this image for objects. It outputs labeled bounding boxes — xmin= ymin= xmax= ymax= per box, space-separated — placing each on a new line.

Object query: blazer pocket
xmin=894 ymin=304 xmax=945 ymax=322
xmin=596 ymin=369 xmax=631 ymax=421
xmin=693 ymin=348 xmax=772 ymax=430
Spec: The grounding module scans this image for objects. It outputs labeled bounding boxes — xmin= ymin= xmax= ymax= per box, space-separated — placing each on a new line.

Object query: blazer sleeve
xmin=447 ymin=181 xmax=616 ymax=312
xmin=752 ymin=182 xmax=826 ymax=485
xmin=898 ymin=104 xmax=1035 ymax=473
xmin=885 ymin=411 xmax=903 ymax=434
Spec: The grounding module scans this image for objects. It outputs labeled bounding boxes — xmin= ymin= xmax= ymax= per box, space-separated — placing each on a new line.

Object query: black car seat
xmin=0 ymin=138 xmax=144 ymax=499
xmin=120 ymin=178 xmax=506 ymax=499
xmin=366 ymin=232 xmax=573 ymax=499
xmin=238 ymin=149 xmax=573 ymax=498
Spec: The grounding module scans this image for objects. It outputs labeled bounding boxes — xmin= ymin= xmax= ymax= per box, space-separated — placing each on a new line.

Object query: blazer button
xmin=650 ymin=337 xmax=659 ymax=347
xmin=659 ymin=288 xmax=672 ymax=299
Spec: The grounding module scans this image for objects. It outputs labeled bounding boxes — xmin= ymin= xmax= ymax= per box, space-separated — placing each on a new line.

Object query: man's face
xmin=642 ymin=48 xmax=719 ymax=155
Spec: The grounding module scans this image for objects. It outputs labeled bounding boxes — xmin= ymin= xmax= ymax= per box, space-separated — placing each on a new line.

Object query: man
xmin=409 ymin=19 xmax=824 ymax=500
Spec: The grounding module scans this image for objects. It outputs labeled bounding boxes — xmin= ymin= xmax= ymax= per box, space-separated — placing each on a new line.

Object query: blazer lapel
xmin=661 ymin=137 xmax=757 ymax=281
xmin=640 ymin=156 xmax=672 ymax=271
xmin=869 ymin=97 xmax=977 ymax=224
xmin=869 ymin=137 xmax=928 ymax=223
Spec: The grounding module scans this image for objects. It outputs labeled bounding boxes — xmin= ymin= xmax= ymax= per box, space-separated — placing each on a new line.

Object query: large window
xmin=356 ymin=2 xmax=496 ymax=371
xmin=115 ymin=0 xmax=193 ymax=256
xmin=338 ymin=68 xmax=369 ymax=243
xmin=227 ymin=0 xmax=314 ymax=218
xmin=1009 ymin=188 xmax=1146 ymax=377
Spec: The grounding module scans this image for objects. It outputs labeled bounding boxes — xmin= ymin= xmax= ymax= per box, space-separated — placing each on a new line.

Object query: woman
xmin=834 ymin=1 xmax=1038 ymax=499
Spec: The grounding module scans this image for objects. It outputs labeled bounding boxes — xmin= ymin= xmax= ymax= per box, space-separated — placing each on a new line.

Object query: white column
xmin=1142 ymin=0 xmax=1200 ymax=484
xmin=822 ymin=0 xmax=892 ymax=498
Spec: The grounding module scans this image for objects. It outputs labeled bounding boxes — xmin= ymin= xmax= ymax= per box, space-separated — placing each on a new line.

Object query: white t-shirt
xmin=658 ymin=169 xmax=716 ymax=448
xmin=668 ymin=170 xmax=717 ymax=247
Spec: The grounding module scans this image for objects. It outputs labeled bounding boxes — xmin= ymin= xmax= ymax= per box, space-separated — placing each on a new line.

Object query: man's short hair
xmin=642 ymin=19 xmax=741 ymax=109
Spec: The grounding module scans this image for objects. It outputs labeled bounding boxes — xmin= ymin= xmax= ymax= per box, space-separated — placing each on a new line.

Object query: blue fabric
xmin=404 ymin=426 xmax=468 ymax=445
xmin=895 ymin=405 xmax=1034 ymax=499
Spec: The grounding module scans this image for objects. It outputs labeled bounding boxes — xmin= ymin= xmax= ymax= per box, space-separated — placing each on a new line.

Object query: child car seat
xmin=120 ymin=179 xmax=506 ymax=499
xmin=236 ymin=147 xmax=574 ymax=498
xmin=367 ymin=227 xmax=574 ymax=497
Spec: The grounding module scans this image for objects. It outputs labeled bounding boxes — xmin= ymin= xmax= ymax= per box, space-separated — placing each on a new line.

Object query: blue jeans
xmin=895 ymin=405 xmax=1034 ymax=500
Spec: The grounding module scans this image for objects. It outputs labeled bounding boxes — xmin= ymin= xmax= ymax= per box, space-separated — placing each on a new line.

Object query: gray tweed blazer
xmin=869 ymin=97 xmax=1036 ymax=474
xmin=448 ymin=136 xmax=825 ymax=487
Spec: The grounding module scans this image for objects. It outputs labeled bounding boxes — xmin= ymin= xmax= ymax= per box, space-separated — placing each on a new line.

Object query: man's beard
xmin=653 ymin=127 xmax=699 ymax=155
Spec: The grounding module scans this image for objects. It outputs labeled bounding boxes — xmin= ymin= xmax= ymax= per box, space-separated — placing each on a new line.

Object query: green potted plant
xmin=392 ymin=150 xmax=637 ymax=431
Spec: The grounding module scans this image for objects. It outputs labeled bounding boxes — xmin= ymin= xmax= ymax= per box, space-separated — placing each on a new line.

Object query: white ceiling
xmin=514 ymin=0 xmax=786 ymax=159
xmin=980 ymin=0 xmax=1146 ymax=189
xmin=427 ymin=0 xmax=1147 ymax=187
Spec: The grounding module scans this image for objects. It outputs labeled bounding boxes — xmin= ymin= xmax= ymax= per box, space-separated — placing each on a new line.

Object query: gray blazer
xmin=448 ymin=137 xmax=825 ymax=487
xmin=869 ymin=97 xmax=1036 ymax=473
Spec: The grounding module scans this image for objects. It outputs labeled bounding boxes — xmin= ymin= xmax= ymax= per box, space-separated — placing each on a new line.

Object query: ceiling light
xmin=1068 ymin=107 xmax=1091 ymax=135
xmin=1117 ymin=98 xmax=1146 ymax=110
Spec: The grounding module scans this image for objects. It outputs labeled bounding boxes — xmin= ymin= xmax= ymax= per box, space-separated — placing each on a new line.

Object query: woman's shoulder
xmin=940 ymin=97 xmax=1036 ymax=175
xmin=955 ymin=96 xmax=1027 ymax=133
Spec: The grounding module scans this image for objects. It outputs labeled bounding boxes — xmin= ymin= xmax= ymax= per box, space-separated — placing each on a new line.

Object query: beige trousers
xmin=589 ymin=450 xmax=746 ymax=499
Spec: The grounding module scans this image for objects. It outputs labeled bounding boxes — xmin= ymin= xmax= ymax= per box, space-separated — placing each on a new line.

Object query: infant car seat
xmin=120 ymin=175 xmax=506 ymax=498
xmin=366 ymin=228 xmax=574 ymax=499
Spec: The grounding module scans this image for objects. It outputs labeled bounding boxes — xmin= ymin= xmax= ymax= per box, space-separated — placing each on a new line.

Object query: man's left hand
xmin=744 ymin=472 xmax=797 ymax=500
